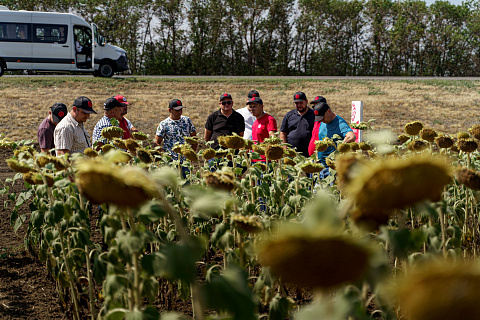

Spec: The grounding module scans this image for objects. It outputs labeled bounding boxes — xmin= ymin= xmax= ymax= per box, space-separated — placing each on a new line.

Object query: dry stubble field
xmin=1 ymin=77 xmax=480 ymax=142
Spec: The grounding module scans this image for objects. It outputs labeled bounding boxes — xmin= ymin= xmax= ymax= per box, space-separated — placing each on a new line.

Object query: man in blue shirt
xmin=314 ymin=101 xmax=356 ymax=166
xmin=280 ymin=92 xmax=315 ymax=157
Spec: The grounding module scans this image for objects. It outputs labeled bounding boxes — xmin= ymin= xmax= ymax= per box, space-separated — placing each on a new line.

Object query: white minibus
xmin=0 ymin=7 xmax=129 ymax=77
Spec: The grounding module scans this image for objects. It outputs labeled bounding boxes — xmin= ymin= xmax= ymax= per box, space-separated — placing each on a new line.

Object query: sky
xmin=424 ymin=0 xmax=465 ymax=5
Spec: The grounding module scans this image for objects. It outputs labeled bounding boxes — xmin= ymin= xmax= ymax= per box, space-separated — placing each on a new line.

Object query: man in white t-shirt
xmin=235 ymin=90 xmax=258 ymax=140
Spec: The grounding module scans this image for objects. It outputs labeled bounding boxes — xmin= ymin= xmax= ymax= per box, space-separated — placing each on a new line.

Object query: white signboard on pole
xmin=351 ymin=101 xmax=363 ymax=142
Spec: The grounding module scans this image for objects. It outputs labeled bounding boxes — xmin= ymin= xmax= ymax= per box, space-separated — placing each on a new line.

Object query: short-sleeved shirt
xmin=317 ymin=115 xmax=353 ymax=166
xmin=252 ymin=113 xmax=277 ymax=162
xmin=38 ymin=116 xmax=55 ymax=151
xmin=156 ymin=116 xmax=196 ymax=160
xmin=252 ymin=113 xmax=277 ymax=143
xmin=205 ymin=109 xmax=245 ymax=149
xmin=236 ymin=107 xmax=256 ymax=140
xmin=54 ymin=112 xmax=91 ymax=155
xmin=280 ymin=108 xmax=315 ymax=157
xmin=92 ymin=115 xmax=117 ymax=145
xmin=119 ymin=117 xmax=133 ymax=139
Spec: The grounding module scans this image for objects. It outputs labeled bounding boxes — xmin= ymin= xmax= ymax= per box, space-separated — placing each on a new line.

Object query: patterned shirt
xmin=54 ymin=112 xmax=91 ymax=155
xmin=156 ymin=116 xmax=196 ymax=160
xmin=92 ymin=115 xmax=117 ymax=144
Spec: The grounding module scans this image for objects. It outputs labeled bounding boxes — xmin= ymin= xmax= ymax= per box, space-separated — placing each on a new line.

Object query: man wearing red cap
xmin=38 ymin=102 xmax=68 ymax=154
xmin=114 ymin=95 xmax=138 ymax=139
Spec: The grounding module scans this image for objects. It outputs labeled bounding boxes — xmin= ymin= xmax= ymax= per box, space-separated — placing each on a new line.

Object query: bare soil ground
xmin=0 ymin=77 xmax=479 ymax=142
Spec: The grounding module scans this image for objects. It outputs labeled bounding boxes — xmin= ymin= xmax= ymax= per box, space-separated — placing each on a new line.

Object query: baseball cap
xmin=73 ymin=96 xmax=97 ymax=114
xmin=220 ymin=93 xmax=232 ymax=101
xmin=104 ymin=97 xmax=124 ymax=111
xmin=114 ymin=95 xmax=130 ymax=105
xmin=293 ymin=91 xmax=307 ymax=102
xmin=313 ymin=102 xmax=330 ymax=121
xmin=246 ymin=97 xmax=263 ymax=105
xmin=169 ymin=99 xmax=185 ymax=110
xmin=50 ymin=103 xmax=68 ymax=123
xmin=310 ymin=96 xmax=327 ymax=104
xmin=248 ymin=90 xmax=260 ymax=98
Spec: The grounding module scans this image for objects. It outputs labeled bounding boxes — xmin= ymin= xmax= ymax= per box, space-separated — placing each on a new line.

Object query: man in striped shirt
xmin=54 ymin=96 xmax=97 ymax=155
xmin=92 ymin=97 xmax=125 ymax=148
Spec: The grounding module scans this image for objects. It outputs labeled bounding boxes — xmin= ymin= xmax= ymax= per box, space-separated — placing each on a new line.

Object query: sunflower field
xmin=2 ymin=120 xmax=480 ymax=320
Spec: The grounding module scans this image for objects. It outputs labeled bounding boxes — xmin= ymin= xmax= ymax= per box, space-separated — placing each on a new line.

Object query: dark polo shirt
xmin=37 ymin=116 xmax=55 ymax=151
xmin=205 ymin=109 xmax=245 ymax=149
xmin=280 ymin=108 xmax=315 ymax=157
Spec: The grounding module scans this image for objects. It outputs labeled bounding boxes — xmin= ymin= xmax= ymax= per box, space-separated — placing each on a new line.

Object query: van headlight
xmin=115 ymin=50 xmax=126 ymax=57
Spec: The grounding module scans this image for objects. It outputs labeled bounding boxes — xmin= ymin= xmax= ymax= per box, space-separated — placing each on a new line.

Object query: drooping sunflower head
xmin=76 ymin=159 xmax=160 ymax=206
xmin=456 ymin=167 xmax=480 ymax=191
xmin=202 ymin=148 xmax=216 ymax=160
xmin=398 ymin=134 xmax=410 ymax=144
xmin=257 ymin=225 xmax=371 ymax=289
xmin=458 ymin=139 xmax=478 ymax=153
xmin=404 ymin=121 xmax=424 ymax=136
xmin=101 ymin=126 xmax=124 ymax=140
xmin=392 ymin=261 xmax=480 ymax=320
xmin=301 ymin=161 xmax=324 ymax=173
xmin=181 ymin=145 xmax=198 ymax=162
xmin=131 ymin=131 xmax=148 ymax=141
xmin=204 ymin=171 xmax=236 ymax=191
xmin=346 ymin=154 xmax=452 ymax=213
xmin=457 ymin=131 xmax=470 ymax=140
xmin=337 ymin=143 xmax=351 ymax=154
xmin=223 ymin=134 xmax=245 ymax=149
xmin=359 ymin=142 xmax=372 ymax=151
xmin=435 ymin=135 xmax=454 ymax=149
xmin=265 ymin=144 xmax=284 ymax=160
xmin=137 ymin=148 xmax=154 ymax=164
xmin=420 ymin=128 xmax=437 ymax=142
xmin=469 ymin=125 xmax=480 ymax=140
xmin=6 ymin=159 xmax=32 ymax=173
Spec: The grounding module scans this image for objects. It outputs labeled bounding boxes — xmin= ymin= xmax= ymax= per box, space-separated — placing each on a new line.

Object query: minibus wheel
xmin=99 ymin=62 xmax=114 ymax=77
xmin=0 ymin=63 xmax=5 ymax=77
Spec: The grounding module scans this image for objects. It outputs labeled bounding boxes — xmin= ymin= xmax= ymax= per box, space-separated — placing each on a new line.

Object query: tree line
xmin=3 ymin=0 xmax=480 ymax=76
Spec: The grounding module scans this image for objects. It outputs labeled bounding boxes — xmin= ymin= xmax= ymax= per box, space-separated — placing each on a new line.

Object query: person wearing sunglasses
xmin=204 ymin=93 xmax=245 ymax=149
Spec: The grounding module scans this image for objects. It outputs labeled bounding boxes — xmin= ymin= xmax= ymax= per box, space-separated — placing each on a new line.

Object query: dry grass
xmin=1 ymin=77 xmax=480 ymax=142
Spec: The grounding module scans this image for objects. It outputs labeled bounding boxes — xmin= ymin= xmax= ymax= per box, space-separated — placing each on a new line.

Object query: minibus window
xmin=33 ymin=24 xmax=67 ymax=44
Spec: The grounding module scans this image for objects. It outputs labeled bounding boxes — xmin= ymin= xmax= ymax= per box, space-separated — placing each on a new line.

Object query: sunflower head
xmin=131 ymin=131 xmax=148 ymax=141
xmin=458 ymin=139 xmax=478 ymax=153
xmin=469 ymin=125 xmax=480 ymax=140
xmin=435 ymin=135 xmax=454 ymax=149
xmin=404 ymin=121 xmax=424 ymax=136
xmin=420 ymin=128 xmax=437 ymax=142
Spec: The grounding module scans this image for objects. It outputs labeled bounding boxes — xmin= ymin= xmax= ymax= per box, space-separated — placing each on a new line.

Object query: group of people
xmin=37 ymin=90 xmax=355 ymax=172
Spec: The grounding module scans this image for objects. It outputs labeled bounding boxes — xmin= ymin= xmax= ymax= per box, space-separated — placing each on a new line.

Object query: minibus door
xmin=73 ymin=26 xmax=93 ymax=70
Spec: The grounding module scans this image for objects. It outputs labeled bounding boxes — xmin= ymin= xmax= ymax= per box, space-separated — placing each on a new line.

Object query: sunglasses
xmin=221 ymin=101 xmax=233 ymax=105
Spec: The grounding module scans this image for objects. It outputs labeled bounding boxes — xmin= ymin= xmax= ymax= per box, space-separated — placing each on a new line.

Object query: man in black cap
xmin=308 ymin=95 xmax=327 ymax=156
xmin=280 ymin=91 xmax=315 ymax=157
xmin=313 ymin=101 xmax=355 ymax=166
xmin=92 ymin=97 xmax=125 ymax=148
xmin=38 ymin=102 xmax=68 ymax=153
xmin=204 ymin=93 xmax=245 ymax=149
xmin=155 ymin=99 xmax=197 ymax=159
xmin=54 ymin=96 xmax=97 ymax=155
